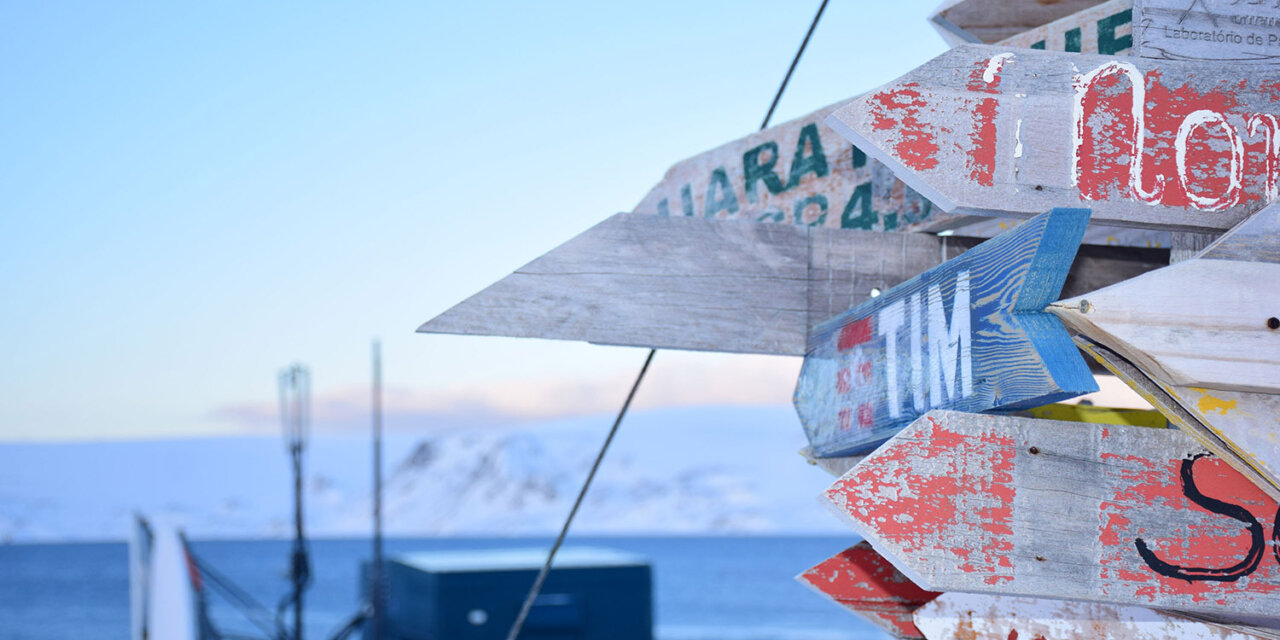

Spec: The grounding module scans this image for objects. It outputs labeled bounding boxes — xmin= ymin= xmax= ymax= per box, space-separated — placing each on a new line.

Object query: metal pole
xmin=293 ymin=438 xmax=304 ymax=640
xmin=280 ymin=365 xmax=311 ymax=640
xmin=370 ymin=340 xmax=385 ymax=640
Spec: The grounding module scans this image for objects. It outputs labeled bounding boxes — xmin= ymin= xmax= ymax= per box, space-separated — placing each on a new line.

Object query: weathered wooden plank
xmin=1134 ymin=0 xmax=1280 ymax=63
xmin=947 ymin=215 xmax=1172 ymax=251
xmin=825 ymin=410 xmax=1280 ymax=619
xmin=794 ymin=208 xmax=1098 ymax=456
xmin=929 ymin=0 xmax=1173 ymax=249
xmin=826 ymin=44 xmax=1280 ymax=232
xmin=1052 ymin=203 xmax=1280 ymax=393
xmin=996 ymin=0 xmax=1134 ymax=54
xmin=1053 ymin=259 xmax=1280 ymax=393
xmin=799 ymin=446 xmax=866 ymax=478
xmin=632 ymin=101 xmax=949 ymax=232
xmin=930 ymin=0 xmax=1109 ymax=45
xmin=796 ymin=541 xmax=940 ymax=639
xmin=915 ymin=593 xmax=1276 ymax=640
xmin=1015 ymin=401 xmax=1168 ymax=428
xmin=631 ymin=82 xmax=1167 ymax=248
xmin=1077 ymin=336 xmax=1280 ymax=504
xmin=418 ymin=212 xmax=1168 ymax=355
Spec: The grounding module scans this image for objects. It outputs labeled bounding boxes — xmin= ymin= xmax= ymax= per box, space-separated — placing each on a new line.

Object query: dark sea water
xmin=0 ymin=536 xmax=890 ymax=640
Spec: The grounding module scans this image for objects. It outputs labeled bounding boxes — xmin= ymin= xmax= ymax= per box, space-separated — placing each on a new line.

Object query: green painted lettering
xmin=704 ymin=167 xmax=739 ymax=217
xmin=787 ymin=123 xmax=829 ymax=189
xmin=758 ymin=208 xmax=785 ymax=223
xmin=1097 ymin=10 xmax=1132 ymax=55
xmin=851 ymin=145 xmax=867 ymax=170
xmin=742 ymin=141 xmax=787 ymax=203
xmin=793 ymin=194 xmax=828 ymax=226
xmin=680 ymin=184 xmax=695 ymax=216
xmin=1065 ymin=27 xmax=1082 ymax=52
xmin=840 ymin=183 xmax=877 ymax=230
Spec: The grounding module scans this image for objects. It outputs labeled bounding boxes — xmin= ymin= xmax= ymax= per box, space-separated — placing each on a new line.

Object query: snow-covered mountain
xmin=0 ymin=405 xmax=848 ymax=542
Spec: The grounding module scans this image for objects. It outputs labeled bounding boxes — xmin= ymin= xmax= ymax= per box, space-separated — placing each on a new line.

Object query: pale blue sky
xmin=1 ymin=1 xmax=947 ymax=440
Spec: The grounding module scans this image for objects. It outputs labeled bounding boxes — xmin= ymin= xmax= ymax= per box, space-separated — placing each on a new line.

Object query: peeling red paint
xmin=868 ymin=83 xmax=940 ymax=171
xmin=1099 ymin=455 xmax=1280 ymax=603
xmin=964 ymin=57 xmax=1008 ymax=188
xmin=1073 ymin=63 xmax=1266 ymax=211
xmin=827 ymin=415 xmax=1016 ymax=587
xmin=798 ymin=542 xmax=940 ymax=639
xmin=838 ymin=317 xmax=873 ymax=352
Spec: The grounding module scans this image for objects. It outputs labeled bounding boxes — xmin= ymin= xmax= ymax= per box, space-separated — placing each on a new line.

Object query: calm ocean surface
xmin=0 ymin=535 xmax=890 ymax=640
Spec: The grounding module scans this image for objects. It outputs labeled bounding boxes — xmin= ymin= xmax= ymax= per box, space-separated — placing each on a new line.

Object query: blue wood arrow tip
xmin=794 ymin=207 xmax=1099 ymax=457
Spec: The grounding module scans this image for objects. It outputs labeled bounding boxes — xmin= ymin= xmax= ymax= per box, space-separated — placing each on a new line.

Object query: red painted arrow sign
xmin=826 ymin=44 xmax=1280 ymax=232
xmin=796 ymin=541 xmax=940 ymax=639
xmin=825 ymin=410 xmax=1280 ymax=620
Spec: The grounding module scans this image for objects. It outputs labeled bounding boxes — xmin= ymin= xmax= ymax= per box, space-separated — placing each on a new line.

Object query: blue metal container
xmin=363 ymin=547 xmax=652 ymax=640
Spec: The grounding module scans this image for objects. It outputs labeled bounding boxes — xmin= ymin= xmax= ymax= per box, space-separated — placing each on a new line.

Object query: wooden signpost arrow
xmin=1077 ymin=336 xmax=1280 ymax=504
xmin=418 ymin=212 xmax=1166 ymax=356
xmin=1134 ymin=0 xmax=1280 ymax=64
xmin=793 ymin=207 xmax=1098 ymax=456
xmin=825 ymin=410 xmax=1280 ymax=620
xmin=995 ymin=0 xmax=1134 ymax=55
xmin=632 ymin=101 xmax=944 ymax=232
xmin=826 ymin=44 xmax=1280 ymax=232
xmin=930 ymin=0 xmax=1111 ymax=46
xmin=1051 ymin=201 xmax=1280 ymax=394
xmin=915 ymin=593 xmax=1277 ymax=640
xmin=796 ymin=541 xmax=940 ymax=640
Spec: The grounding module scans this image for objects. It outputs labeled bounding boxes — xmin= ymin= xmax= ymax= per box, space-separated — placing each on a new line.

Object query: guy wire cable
xmin=505 ymin=2 xmax=829 ymax=638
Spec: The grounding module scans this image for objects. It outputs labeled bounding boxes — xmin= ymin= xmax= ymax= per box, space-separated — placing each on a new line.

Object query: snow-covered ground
xmin=0 ymin=405 xmax=847 ymax=542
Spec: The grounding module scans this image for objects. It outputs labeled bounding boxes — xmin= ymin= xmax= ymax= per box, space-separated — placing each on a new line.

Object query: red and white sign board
xmin=797 ymin=541 xmax=941 ymax=639
xmin=824 ymin=410 xmax=1280 ymax=620
xmin=827 ymin=44 xmax=1280 ymax=232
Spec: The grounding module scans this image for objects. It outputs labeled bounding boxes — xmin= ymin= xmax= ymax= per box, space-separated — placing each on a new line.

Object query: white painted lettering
xmin=1176 ymin=110 xmax=1244 ymax=211
xmin=878 ymin=301 xmax=906 ymax=418
xmin=927 ymin=272 xmax=973 ymax=405
xmin=908 ymin=293 xmax=925 ymax=413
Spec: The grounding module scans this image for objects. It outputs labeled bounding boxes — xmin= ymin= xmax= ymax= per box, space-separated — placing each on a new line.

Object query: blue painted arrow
xmin=794 ymin=208 xmax=1099 ymax=457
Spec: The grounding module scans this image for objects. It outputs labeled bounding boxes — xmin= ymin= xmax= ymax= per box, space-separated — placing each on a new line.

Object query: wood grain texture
xmin=799 ymin=446 xmax=866 ymax=478
xmin=1134 ymin=0 xmax=1280 ymax=63
xmin=1054 ymin=203 xmax=1280 ymax=394
xmin=948 ymin=215 xmax=1172 ymax=250
xmin=794 ymin=208 xmax=1098 ymax=456
xmin=825 ymin=410 xmax=1280 ymax=619
xmin=631 ymin=83 xmax=1165 ymax=248
xmin=631 ymin=101 xmax=954 ymax=232
xmin=419 ymin=213 xmax=1167 ymax=355
xmin=916 ymin=593 xmax=1276 ymax=640
xmin=996 ymin=0 xmax=1134 ymax=55
xmin=1201 ymin=202 xmax=1280 ymax=264
xmin=827 ymin=44 xmax=1280 ymax=232
xmin=1077 ymin=336 xmax=1280 ymax=504
xmin=931 ymin=0 xmax=1109 ymax=45
xmin=1053 ymin=259 xmax=1280 ymax=393
xmin=796 ymin=541 xmax=940 ymax=639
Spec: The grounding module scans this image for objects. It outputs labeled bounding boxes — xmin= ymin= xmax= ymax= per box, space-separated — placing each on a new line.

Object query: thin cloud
xmin=212 ymin=353 xmax=802 ymax=433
